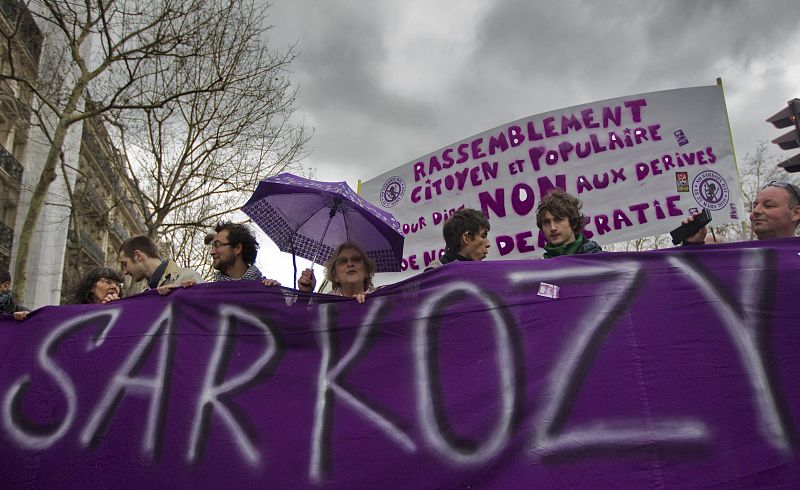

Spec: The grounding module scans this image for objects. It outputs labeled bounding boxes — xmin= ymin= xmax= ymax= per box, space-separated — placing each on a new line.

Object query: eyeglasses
xmin=209 ymin=241 xmax=231 ymax=250
xmin=335 ymin=255 xmax=364 ymax=266
xmin=98 ymin=277 xmax=122 ymax=288
xmin=763 ymin=180 xmax=800 ymax=204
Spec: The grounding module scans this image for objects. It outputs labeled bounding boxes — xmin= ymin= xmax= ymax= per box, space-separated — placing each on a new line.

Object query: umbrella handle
xmin=290 ymin=233 xmax=298 ymax=289
xmin=309 ymin=215 xmax=332 ymax=266
xmin=309 ymin=196 xmax=342 ymax=267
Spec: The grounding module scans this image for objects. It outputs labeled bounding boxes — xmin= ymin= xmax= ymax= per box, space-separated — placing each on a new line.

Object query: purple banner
xmin=2 ymin=239 xmax=800 ymax=488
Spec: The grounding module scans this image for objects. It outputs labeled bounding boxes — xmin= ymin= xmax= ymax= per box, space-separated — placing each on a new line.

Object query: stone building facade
xmin=0 ymin=0 xmax=40 ymax=272
xmin=60 ymin=113 xmax=146 ymax=301
xmin=1 ymin=1 xmax=145 ymax=306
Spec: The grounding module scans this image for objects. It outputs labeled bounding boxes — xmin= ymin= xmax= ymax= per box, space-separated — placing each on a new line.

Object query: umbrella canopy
xmin=242 ymin=173 xmax=405 ymax=272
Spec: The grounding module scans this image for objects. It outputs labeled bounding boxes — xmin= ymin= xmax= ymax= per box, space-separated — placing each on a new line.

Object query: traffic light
xmin=767 ymin=98 xmax=800 ymax=172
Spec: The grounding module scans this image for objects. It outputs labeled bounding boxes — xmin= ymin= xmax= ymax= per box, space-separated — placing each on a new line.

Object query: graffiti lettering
xmin=187 ymin=305 xmax=282 ymax=465
xmin=668 ymin=250 xmax=794 ymax=452
xmin=2 ymin=309 xmax=120 ymax=449
xmin=309 ymin=299 xmax=416 ymax=482
xmin=509 ymin=262 xmax=710 ymax=458
xmin=2 ymin=242 xmax=799 ymax=488
xmin=414 ymin=281 xmax=521 ymax=464
xmin=80 ymin=305 xmax=176 ymax=458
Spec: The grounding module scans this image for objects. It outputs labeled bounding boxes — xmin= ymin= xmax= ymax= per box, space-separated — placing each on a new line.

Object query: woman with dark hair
xmin=297 ymin=242 xmax=375 ymax=303
xmin=70 ymin=267 xmax=124 ymax=305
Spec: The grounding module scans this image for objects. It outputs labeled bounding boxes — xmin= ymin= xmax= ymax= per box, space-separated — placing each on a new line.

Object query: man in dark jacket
xmin=536 ymin=189 xmax=602 ymax=258
xmin=426 ymin=208 xmax=491 ymax=269
xmin=1 ymin=267 xmax=28 ymax=320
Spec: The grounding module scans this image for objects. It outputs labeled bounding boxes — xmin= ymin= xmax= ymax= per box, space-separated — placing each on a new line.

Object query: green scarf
xmin=543 ymin=234 xmax=586 ymax=258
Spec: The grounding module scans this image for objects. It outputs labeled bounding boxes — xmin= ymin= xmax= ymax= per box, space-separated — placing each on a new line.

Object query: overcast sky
xmin=253 ymin=0 xmax=800 ymax=285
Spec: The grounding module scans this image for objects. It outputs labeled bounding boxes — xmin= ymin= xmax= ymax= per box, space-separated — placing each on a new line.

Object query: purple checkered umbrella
xmin=242 ymin=173 xmax=404 ymax=276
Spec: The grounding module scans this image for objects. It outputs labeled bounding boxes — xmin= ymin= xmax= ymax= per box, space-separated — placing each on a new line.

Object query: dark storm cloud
xmin=293 ymin=8 xmax=432 ymax=125
xmin=471 ymin=0 xmax=800 ymax=158
xmin=473 ymin=0 xmax=794 ymax=101
xmin=267 ymin=0 xmax=437 ymax=173
xmin=266 ymin=0 xmax=800 ymax=181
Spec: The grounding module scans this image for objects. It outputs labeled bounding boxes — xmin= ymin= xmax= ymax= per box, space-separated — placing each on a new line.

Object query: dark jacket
xmin=575 ymin=239 xmax=603 ymax=255
xmin=425 ymin=249 xmax=472 ymax=270
xmin=0 ymin=291 xmax=25 ymax=315
xmin=543 ymin=234 xmax=603 ymax=258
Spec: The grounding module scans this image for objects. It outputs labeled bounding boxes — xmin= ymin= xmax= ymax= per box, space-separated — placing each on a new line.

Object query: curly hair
xmin=442 ymin=208 xmax=490 ymax=254
xmin=324 ymin=242 xmax=375 ymax=292
xmin=535 ymin=189 xmax=585 ymax=235
xmin=214 ymin=221 xmax=259 ymax=266
xmin=70 ymin=267 xmax=124 ymax=305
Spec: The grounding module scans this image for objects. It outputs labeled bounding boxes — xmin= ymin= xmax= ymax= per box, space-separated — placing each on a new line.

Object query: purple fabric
xmin=2 ymin=239 xmax=800 ymax=488
xmin=242 ymin=173 xmax=404 ymax=271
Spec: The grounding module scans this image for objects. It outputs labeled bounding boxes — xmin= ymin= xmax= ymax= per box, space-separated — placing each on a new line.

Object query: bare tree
xmin=1 ymin=0 xmax=305 ymax=300
xmin=111 ymin=0 xmax=307 ymax=250
xmin=160 ymin=204 xmax=214 ymax=279
xmin=604 ymin=233 xmax=671 ymax=252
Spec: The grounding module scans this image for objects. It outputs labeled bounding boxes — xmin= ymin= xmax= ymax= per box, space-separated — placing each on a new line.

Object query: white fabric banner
xmin=360 ymin=85 xmax=742 ymax=274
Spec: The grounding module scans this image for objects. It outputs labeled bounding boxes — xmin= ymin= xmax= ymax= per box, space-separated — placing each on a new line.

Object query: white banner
xmin=360 ymin=85 xmax=743 ymax=275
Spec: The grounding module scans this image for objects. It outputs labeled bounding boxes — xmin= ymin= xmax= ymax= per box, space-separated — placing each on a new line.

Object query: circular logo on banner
xmin=691 ymin=170 xmax=729 ymax=211
xmin=380 ymin=176 xmax=405 ymax=208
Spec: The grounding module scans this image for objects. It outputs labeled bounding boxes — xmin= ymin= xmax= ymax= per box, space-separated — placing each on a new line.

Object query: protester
xmin=426 ymin=208 xmax=491 ymax=269
xmin=207 ymin=221 xmax=280 ymax=286
xmin=118 ymin=235 xmax=203 ymax=295
xmin=298 ymin=242 xmax=374 ymax=303
xmin=69 ymin=267 xmax=124 ymax=305
xmin=682 ymin=180 xmax=800 ymax=244
xmin=536 ymin=189 xmax=602 ymax=258
xmin=1 ymin=267 xmax=28 ymax=320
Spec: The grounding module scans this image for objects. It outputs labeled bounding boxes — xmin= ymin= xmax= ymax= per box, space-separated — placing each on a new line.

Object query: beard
xmin=213 ymin=255 xmax=236 ymax=273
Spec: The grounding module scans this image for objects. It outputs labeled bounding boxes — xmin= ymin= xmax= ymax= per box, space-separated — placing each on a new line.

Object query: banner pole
xmin=717 ymin=77 xmax=748 ymax=241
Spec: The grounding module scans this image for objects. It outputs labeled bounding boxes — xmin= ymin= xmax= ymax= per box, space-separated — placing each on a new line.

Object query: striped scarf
xmin=214 ymin=264 xmax=263 ymax=282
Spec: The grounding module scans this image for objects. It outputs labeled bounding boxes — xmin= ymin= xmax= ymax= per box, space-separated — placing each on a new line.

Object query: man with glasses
xmin=206 ymin=221 xmax=280 ymax=286
xmin=118 ymin=235 xmax=203 ymax=294
xmin=682 ymin=180 xmax=800 ymax=244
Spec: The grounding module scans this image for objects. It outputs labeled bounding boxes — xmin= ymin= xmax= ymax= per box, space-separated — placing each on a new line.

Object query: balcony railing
xmin=0 ymin=143 xmax=23 ymax=183
xmin=0 ymin=0 xmax=43 ymax=63
xmin=110 ymin=218 xmax=129 ymax=241
xmin=79 ymin=231 xmax=106 ymax=265
xmin=0 ymin=79 xmax=32 ymax=123
xmin=0 ymin=220 xmax=12 ymax=254
xmin=120 ymin=195 xmax=145 ymax=225
xmin=80 ymin=180 xmax=109 ymax=216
